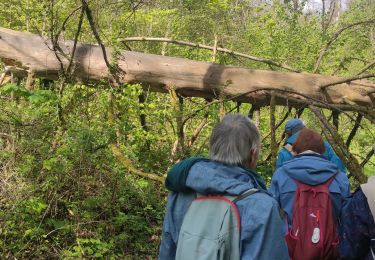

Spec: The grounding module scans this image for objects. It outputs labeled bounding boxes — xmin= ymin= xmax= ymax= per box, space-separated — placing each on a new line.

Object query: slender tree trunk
xmin=270 ymin=93 xmax=277 ymax=171
xmin=310 ymin=106 xmax=367 ymax=183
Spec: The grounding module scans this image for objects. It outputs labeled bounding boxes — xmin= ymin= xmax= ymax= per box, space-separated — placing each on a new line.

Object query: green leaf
xmin=0 ymin=83 xmax=30 ymax=97
xmin=24 ymin=229 xmax=33 ymax=236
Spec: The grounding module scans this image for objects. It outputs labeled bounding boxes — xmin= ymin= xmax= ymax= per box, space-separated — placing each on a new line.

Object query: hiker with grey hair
xmin=159 ymin=114 xmax=289 ymax=260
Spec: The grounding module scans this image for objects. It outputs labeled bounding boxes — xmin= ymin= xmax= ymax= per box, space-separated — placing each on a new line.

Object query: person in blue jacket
xmin=276 ymin=118 xmax=346 ymax=172
xmin=269 ymin=128 xmax=350 ymax=229
xmin=159 ymin=114 xmax=289 ymax=260
xmin=339 ymin=176 xmax=375 ymax=260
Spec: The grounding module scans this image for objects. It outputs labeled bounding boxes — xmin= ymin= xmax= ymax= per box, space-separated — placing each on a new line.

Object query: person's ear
xmin=248 ymin=149 xmax=258 ymax=170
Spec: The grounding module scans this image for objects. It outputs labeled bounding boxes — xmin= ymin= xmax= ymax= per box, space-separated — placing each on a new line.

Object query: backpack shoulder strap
xmin=233 ymin=188 xmax=259 ymax=203
xmin=284 ymin=143 xmax=296 ymax=156
xmin=196 ymin=188 xmax=259 ymax=203
xmin=320 ymin=172 xmax=338 ymax=188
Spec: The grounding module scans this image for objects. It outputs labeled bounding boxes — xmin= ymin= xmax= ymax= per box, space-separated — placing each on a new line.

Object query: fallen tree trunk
xmin=0 ymin=27 xmax=374 ymax=111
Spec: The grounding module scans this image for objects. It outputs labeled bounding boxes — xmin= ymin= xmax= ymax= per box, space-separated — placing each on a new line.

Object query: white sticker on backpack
xmin=311 ymin=227 xmax=320 ymax=243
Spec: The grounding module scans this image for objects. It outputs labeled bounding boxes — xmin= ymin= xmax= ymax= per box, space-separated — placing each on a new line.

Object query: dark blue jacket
xmin=159 ymin=160 xmax=290 ymax=260
xmin=276 ymin=131 xmax=346 ymax=173
xmin=269 ymin=153 xmax=350 ymax=228
xmin=339 ymin=188 xmax=375 ymax=260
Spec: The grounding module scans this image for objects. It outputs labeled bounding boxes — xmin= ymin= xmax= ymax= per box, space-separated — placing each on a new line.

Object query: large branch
xmin=320 ymin=73 xmax=375 ymax=90
xmin=120 ymin=37 xmax=301 ymax=72
xmin=0 ymin=27 xmax=374 ymax=111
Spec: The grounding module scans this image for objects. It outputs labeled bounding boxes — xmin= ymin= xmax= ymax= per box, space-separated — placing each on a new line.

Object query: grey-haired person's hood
xmin=186 ymin=161 xmax=265 ymax=195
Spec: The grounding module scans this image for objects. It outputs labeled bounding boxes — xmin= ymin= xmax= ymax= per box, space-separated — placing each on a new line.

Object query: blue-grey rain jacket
xmin=269 ymin=153 xmax=350 ymax=228
xmin=276 ymin=131 xmax=346 ymax=172
xmin=159 ymin=160 xmax=289 ymax=260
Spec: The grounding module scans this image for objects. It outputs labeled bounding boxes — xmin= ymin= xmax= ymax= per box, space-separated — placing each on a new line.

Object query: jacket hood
xmin=186 ymin=160 xmax=266 ymax=196
xmin=281 ymin=154 xmax=339 ymax=185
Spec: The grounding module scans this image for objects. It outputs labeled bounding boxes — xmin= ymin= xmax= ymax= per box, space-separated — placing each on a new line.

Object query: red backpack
xmin=285 ymin=176 xmax=339 ymax=260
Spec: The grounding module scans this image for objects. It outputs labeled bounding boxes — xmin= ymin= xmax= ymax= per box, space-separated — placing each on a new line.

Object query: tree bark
xmin=0 ymin=27 xmax=374 ymax=111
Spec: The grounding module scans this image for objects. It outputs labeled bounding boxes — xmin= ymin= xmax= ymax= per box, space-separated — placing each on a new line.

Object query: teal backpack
xmin=175 ymin=188 xmax=259 ymax=260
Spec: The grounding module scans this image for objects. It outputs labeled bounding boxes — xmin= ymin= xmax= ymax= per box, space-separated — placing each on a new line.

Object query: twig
xmin=357 ymin=60 xmax=375 ymax=75
xmin=82 ymin=0 xmax=111 ymax=69
xmin=188 ymin=113 xmax=209 ymax=148
xmin=332 ymin=110 xmax=339 ymax=130
xmin=350 ymin=152 xmax=375 ymax=167
xmin=264 ymin=136 xmax=285 ymax=162
xmin=38 ymin=192 xmax=56 ymax=230
xmin=360 ymin=146 xmax=375 ymax=168
xmin=269 ymin=92 xmax=375 ymax=141
xmin=55 ymin=5 xmax=83 ymax=39
xmin=248 ymin=104 xmax=261 ymax=120
xmin=314 ymin=19 xmax=375 ymax=73
xmin=82 ymin=0 xmax=126 ymax=86
xmin=330 ymin=56 xmax=372 ymax=76
xmin=320 ymin=73 xmax=375 ymax=90
xmin=45 ymin=227 xmax=68 ymax=237
xmin=111 ymin=144 xmax=163 ymax=183
xmin=47 ymin=0 xmax=67 ymax=76
xmin=236 ymin=102 xmax=241 ymax=112
xmin=295 ymin=107 xmax=305 ymax=118
xmin=262 ymin=107 xmax=291 ymax=140
xmin=321 ymin=0 xmax=326 ymax=32
xmin=66 ymin=6 xmax=85 ymax=75
xmin=323 ymin=0 xmax=337 ymax=33
xmin=120 ymin=37 xmax=301 ymax=73
xmin=270 ymin=89 xmax=358 ymax=121
xmin=346 ymin=114 xmax=363 ymax=148
xmin=212 ymin=34 xmax=218 ymax=63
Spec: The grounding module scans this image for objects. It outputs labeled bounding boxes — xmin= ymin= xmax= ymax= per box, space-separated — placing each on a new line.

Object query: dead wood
xmin=0 ymin=27 xmax=374 ymax=113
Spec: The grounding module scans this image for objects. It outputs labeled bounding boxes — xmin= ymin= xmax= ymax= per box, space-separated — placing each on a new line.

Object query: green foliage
xmin=0 ymin=83 xmax=30 ymax=97
xmin=0 ymin=0 xmax=374 ymax=258
xmin=62 ymin=238 xmax=116 ymax=258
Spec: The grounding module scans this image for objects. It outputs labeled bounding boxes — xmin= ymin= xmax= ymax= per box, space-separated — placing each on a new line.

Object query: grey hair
xmin=209 ymin=114 xmax=261 ymax=166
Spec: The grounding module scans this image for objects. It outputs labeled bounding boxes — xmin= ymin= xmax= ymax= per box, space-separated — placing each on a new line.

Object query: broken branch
xmin=120 ymin=37 xmax=301 ymax=73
